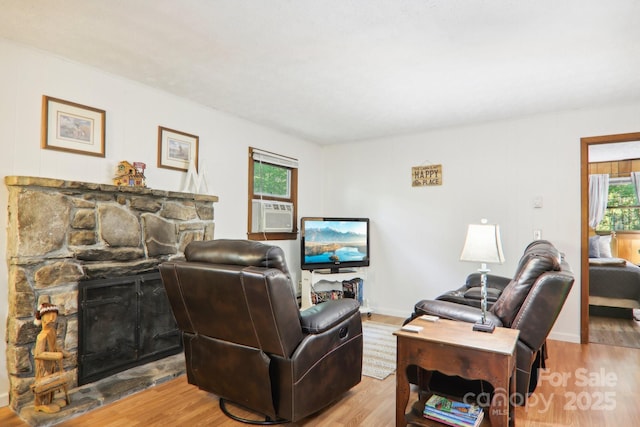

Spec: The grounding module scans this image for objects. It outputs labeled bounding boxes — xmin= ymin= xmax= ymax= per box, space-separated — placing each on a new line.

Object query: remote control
xmin=401 ymin=324 xmax=423 ymax=333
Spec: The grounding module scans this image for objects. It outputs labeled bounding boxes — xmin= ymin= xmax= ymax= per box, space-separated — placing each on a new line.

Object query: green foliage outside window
xmin=596 ymin=182 xmax=640 ymax=231
xmin=254 ymin=161 xmax=290 ymax=198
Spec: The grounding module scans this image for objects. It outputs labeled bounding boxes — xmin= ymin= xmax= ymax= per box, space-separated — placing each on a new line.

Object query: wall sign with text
xmin=412 ymin=165 xmax=442 ymax=186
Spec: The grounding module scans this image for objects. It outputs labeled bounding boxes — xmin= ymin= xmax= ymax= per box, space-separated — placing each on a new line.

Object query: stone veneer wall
xmin=4 ymin=176 xmax=218 ymax=412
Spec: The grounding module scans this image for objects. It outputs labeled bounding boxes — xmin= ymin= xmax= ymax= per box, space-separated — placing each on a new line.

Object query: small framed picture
xmin=157 ymin=126 xmax=199 ymax=172
xmin=41 ymin=95 xmax=106 ymax=157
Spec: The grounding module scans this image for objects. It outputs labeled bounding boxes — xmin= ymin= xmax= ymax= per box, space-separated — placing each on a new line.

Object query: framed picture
xmin=157 ymin=126 xmax=199 ymax=172
xmin=41 ymin=95 xmax=106 ymax=157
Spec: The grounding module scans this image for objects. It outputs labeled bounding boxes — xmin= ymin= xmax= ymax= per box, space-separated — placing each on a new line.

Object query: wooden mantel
xmin=4 ymin=175 xmax=219 ymax=203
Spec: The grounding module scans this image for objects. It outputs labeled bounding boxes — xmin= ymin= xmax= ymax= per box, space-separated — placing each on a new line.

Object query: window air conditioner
xmin=251 ymin=199 xmax=294 ymax=232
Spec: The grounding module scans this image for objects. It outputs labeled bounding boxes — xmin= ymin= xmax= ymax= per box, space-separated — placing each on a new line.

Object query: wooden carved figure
xmin=32 ymin=303 xmax=71 ymax=413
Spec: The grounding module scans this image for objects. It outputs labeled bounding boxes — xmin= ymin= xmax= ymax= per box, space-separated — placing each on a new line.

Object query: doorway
xmin=580 ymin=131 xmax=640 ymax=345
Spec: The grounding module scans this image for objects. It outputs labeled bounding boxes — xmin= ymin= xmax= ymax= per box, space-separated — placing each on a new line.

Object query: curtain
xmin=631 ymin=172 xmax=640 ymax=205
xmin=589 ymin=174 xmax=609 ymax=229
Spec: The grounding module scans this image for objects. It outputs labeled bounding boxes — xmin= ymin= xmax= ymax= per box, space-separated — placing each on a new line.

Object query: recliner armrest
xmin=300 ymin=299 xmax=360 ymax=334
xmin=465 ymin=273 xmax=512 ymax=291
xmin=414 ymin=299 xmax=503 ymax=327
xmin=463 ymin=287 xmax=502 ymax=302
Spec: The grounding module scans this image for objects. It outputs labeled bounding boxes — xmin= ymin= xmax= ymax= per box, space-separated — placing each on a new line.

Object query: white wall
xmin=0 ymin=39 xmax=324 ymax=406
xmin=322 ymin=101 xmax=640 ymax=343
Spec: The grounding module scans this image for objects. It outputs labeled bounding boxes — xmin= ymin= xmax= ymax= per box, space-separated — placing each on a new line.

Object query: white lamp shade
xmin=460 ymin=223 xmax=505 ymax=264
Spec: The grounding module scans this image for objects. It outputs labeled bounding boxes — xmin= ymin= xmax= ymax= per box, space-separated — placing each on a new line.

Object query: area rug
xmin=362 ymin=321 xmax=399 ymax=380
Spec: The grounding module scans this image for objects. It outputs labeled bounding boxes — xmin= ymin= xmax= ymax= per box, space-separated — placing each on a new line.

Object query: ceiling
xmin=2 ymin=1 xmax=640 ymax=145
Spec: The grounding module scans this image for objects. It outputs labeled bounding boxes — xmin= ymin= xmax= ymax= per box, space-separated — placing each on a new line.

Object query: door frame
xmin=580 ymin=131 xmax=640 ymax=343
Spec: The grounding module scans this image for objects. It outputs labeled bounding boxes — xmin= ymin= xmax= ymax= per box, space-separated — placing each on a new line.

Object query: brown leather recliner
xmin=406 ymin=240 xmax=574 ymax=404
xmin=159 ymin=239 xmax=363 ymax=423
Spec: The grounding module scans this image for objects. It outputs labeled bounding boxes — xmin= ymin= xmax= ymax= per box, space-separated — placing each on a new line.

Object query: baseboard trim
xmin=548 ymin=331 xmax=580 ymax=343
xmin=368 ymin=307 xmax=409 ymax=319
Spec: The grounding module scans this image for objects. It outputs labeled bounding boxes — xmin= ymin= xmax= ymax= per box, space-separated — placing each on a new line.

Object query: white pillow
xmin=598 ymin=234 xmax=613 ymax=258
xmin=588 ymin=235 xmax=600 ymax=258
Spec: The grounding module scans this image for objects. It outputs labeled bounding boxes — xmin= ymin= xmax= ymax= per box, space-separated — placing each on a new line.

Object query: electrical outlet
xmin=534 ymin=229 xmax=542 ymax=240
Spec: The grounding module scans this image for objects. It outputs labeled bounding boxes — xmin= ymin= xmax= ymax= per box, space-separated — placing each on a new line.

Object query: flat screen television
xmin=300 ymin=217 xmax=370 ymax=273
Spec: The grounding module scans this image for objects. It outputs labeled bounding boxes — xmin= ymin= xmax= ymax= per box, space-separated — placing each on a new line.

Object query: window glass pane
xmin=597 ymin=181 xmax=640 ymax=231
xmin=607 ymin=182 xmax=637 ymax=206
xmin=254 ymin=161 xmax=290 ymax=198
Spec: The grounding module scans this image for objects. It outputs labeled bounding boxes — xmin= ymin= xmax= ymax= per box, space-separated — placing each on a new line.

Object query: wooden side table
xmin=394 ymin=318 xmax=519 ymax=427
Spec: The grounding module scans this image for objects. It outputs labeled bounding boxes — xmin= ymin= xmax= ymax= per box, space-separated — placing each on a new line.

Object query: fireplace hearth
xmin=4 ymin=176 xmax=218 ymax=417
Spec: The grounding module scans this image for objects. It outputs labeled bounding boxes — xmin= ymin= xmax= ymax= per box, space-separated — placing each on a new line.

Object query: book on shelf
xmin=423 ymin=412 xmax=483 ymax=427
xmin=341 ymin=277 xmax=364 ymax=304
xmin=423 ymin=394 xmax=484 ymax=427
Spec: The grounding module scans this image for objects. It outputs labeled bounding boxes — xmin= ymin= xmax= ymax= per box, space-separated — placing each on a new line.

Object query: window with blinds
xmin=248 ymin=147 xmax=298 ymax=241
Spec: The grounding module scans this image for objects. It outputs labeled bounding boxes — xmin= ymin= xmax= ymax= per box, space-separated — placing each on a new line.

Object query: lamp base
xmin=472 ymin=320 xmax=495 ymax=333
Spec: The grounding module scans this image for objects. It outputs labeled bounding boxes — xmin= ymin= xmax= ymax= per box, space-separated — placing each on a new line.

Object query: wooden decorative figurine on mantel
xmin=31 ymin=303 xmax=71 ymax=413
xmin=113 ymin=160 xmax=147 ymax=187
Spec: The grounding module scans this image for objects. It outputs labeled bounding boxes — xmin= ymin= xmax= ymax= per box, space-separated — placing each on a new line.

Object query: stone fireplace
xmin=4 ymin=176 xmax=218 ymax=417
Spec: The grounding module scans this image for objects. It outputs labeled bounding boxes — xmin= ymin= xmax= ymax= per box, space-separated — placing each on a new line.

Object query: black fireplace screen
xmin=78 ymin=271 xmax=182 ymax=385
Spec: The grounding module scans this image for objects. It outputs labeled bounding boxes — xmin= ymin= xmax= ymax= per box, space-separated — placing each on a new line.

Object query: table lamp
xmin=460 ymin=219 xmax=505 ymax=333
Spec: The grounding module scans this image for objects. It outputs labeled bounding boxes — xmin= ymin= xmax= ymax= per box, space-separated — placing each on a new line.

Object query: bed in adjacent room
xmin=589 ymin=257 xmax=640 ymax=308
xmin=589 ymin=234 xmax=640 ymax=318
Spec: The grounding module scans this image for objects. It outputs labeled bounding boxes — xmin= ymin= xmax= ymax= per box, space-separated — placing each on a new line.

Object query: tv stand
xmin=316 ymin=268 xmax=357 ymax=274
xmin=300 ymin=269 xmax=372 ymax=316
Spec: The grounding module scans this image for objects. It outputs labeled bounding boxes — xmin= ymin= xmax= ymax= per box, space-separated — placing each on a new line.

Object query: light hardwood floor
xmin=1 ymin=314 xmax=639 ymax=426
xmin=589 ymin=313 xmax=640 ymax=348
